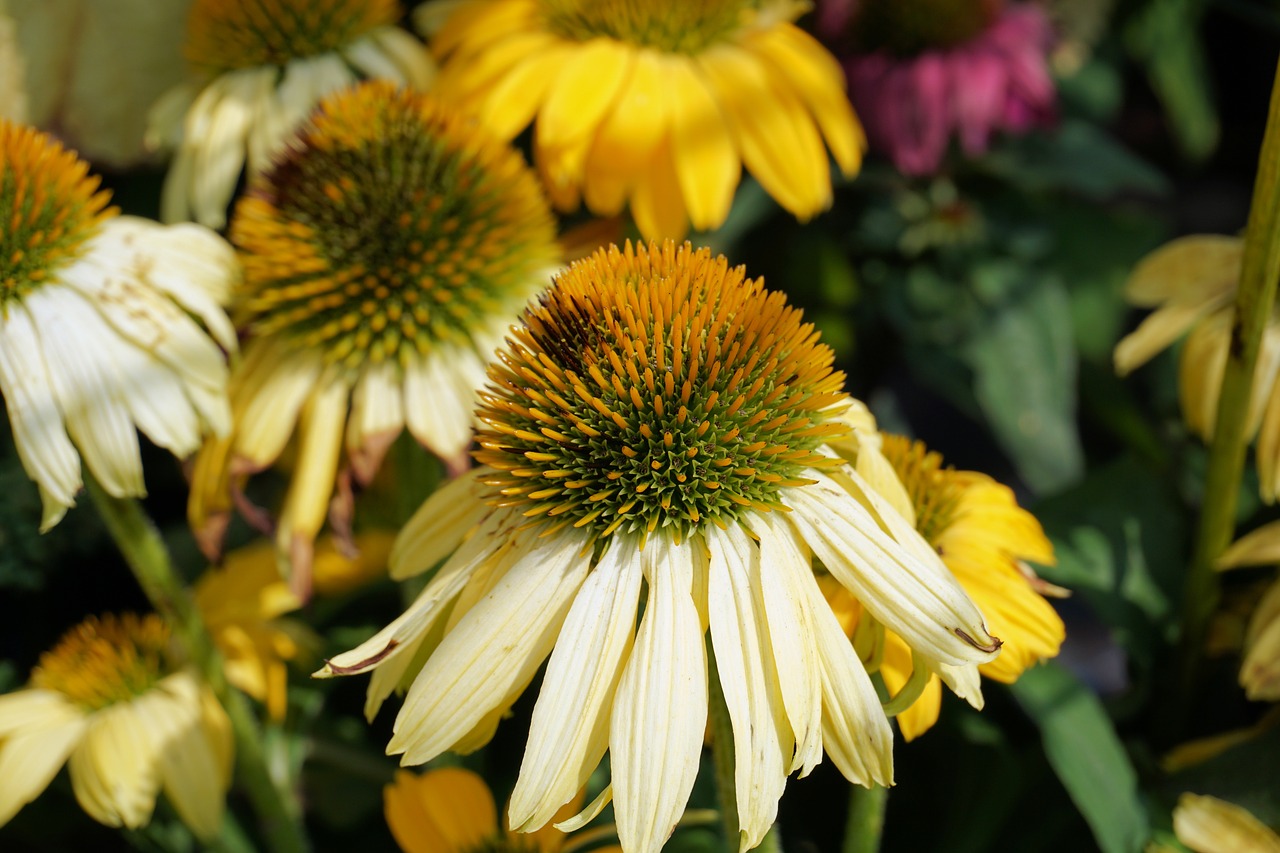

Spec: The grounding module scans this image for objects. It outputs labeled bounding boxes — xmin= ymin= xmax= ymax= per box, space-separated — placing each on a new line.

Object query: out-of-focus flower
xmin=188 ymin=81 xmax=559 ymax=598
xmin=149 ymin=0 xmax=434 ymax=227
xmin=320 ymin=241 xmax=1000 ymax=853
xmin=0 ymin=121 xmax=237 ymax=530
xmin=1218 ymin=521 xmax=1280 ymax=701
xmin=823 ymin=433 xmax=1063 ymax=739
xmin=0 ymin=4 xmax=27 ymax=123
xmin=1173 ymin=793 xmax=1280 ymax=853
xmin=5 ymin=0 xmax=190 ymax=166
xmin=0 ymin=614 xmax=232 ymax=838
xmin=384 ymin=767 xmax=622 ymax=853
xmin=1114 ymin=236 xmax=1280 ymax=503
xmin=819 ymin=0 xmax=1056 ymax=176
xmin=427 ymin=0 xmax=864 ymax=240
xmin=310 ymin=529 xmax=395 ymax=597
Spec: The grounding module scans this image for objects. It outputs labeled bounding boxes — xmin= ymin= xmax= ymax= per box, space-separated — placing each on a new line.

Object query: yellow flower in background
xmin=149 ymin=0 xmax=434 ymax=227
xmin=428 ymin=0 xmax=864 ymax=239
xmin=320 ymin=241 xmax=999 ymax=853
xmin=824 ymin=434 xmax=1064 ymax=740
xmin=1217 ymin=521 xmax=1280 ymax=702
xmin=188 ymin=81 xmax=560 ymax=598
xmin=1114 ymin=235 xmax=1280 ymax=502
xmin=194 ymin=531 xmax=393 ymax=717
xmin=4 ymin=0 xmax=190 ymax=165
xmin=0 ymin=615 xmax=232 ymax=838
xmin=385 ymin=767 xmax=622 ymax=853
xmin=0 ymin=121 xmax=237 ymax=530
xmin=1173 ymin=793 xmax=1280 ymax=853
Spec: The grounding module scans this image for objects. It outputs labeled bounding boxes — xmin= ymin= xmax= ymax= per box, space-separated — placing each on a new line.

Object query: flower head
xmin=188 ymin=81 xmax=560 ymax=597
xmin=820 ymin=0 xmax=1056 ymax=175
xmin=429 ymin=0 xmax=864 ymax=240
xmin=385 ymin=767 xmax=621 ymax=853
xmin=1113 ymin=236 xmax=1280 ymax=502
xmin=0 ymin=121 xmax=237 ymax=529
xmin=0 ymin=614 xmax=232 ymax=837
xmin=319 ymin=241 xmax=999 ymax=853
xmin=150 ymin=0 xmax=434 ymax=227
xmin=825 ymin=433 xmax=1064 ymax=739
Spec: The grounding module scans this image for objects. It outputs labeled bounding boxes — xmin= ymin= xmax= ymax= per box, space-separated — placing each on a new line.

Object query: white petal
xmin=389 ymin=527 xmax=593 ymax=764
xmin=707 ymin=523 xmax=789 ymax=852
xmin=366 ymin=26 xmax=436 ymax=89
xmin=403 ymin=350 xmax=478 ymax=462
xmin=611 ymin=535 xmax=708 ymax=853
xmin=347 ymin=360 xmax=405 ymax=457
xmin=754 ymin=513 xmax=823 ymax=776
xmin=389 ymin=470 xmax=490 ymax=579
xmin=509 ymin=534 xmax=644 ymax=832
xmin=935 ymin=663 xmax=984 ymax=710
xmin=192 ymin=68 xmax=272 ymax=228
xmin=344 ymin=33 xmax=408 ymax=84
xmin=232 ymin=346 xmax=322 ymax=468
xmin=786 ymin=472 xmax=999 ymax=666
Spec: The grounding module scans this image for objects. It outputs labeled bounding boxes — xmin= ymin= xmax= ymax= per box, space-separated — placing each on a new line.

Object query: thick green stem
xmin=708 ymin=649 xmax=742 ymax=851
xmin=842 ymin=784 xmax=888 ymax=853
xmin=1180 ymin=58 xmax=1280 ymax=700
xmin=86 ymin=475 xmax=309 ymax=853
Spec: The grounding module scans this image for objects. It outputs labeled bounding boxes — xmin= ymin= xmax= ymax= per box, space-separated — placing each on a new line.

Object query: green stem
xmin=86 ymin=475 xmax=309 ymax=853
xmin=1179 ymin=58 xmax=1280 ymax=702
xmin=842 ymin=784 xmax=888 ymax=853
xmin=707 ymin=649 xmax=741 ymax=851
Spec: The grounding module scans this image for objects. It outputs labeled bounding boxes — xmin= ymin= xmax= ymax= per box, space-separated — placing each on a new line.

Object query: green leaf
xmin=1012 ymin=662 xmax=1150 ymax=853
xmin=1125 ymin=0 xmax=1218 ymax=161
xmin=963 ymin=272 xmax=1084 ymax=494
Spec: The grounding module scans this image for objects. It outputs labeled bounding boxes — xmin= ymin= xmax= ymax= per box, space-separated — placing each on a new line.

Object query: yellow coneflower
xmin=319 ymin=241 xmax=999 ymax=853
xmin=149 ymin=0 xmax=434 ymax=228
xmin=427 ymin=0 xmax=864 ymax=240
xmin=0 ymin=121 xmax=236 ymax=530
xmin=1173 ymin=793 xmax=1280 ymax=853
xmin=1114 ymin=235 xmax=1280 ymax=502
xmin=0 ymin=615 xmax=232 ymax=838
xmin=188 ymin=81 xmax=560 ymax=597
xmin=385 ymin=767 xmax=622 ymax=853
xmin=824 ymin=433 xmax=1064 ymax=740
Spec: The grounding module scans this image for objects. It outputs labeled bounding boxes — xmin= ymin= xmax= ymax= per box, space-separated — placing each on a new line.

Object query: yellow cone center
xmin=30 ymin=614 xmax=173 ymax=711
xmin=476 ymin=240 xmax=851 ymax=540
xmin=230 ymin=81 xmax=559 ymax=372
xmin=0 ymin=122 xmax=113 ymax=305
xmin=185 ymin=0 xmax=400 ymax=75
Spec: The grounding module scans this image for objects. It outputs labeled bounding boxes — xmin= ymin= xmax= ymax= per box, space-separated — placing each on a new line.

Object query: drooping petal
xmin=0 ymin=694 xmax=86 ymax=827
xmin=384 ymin=768 xmax=497 ymax=853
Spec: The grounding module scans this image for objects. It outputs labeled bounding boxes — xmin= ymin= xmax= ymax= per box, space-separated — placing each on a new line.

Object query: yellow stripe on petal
xmin=668 ymin=61 xmax=739 ymax=231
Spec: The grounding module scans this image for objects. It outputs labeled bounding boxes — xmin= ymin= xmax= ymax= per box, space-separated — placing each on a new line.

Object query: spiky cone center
xmin=30 ymin=614 xmax=174 ymax=712
xmin=851 ymin=0 xmax=1002 ymax=54
xmin=0 ymin=122 xmax=114 ymax=306
xmin=879 ymin=434 xmax=962 ymax=544
xmin=230 ymin=81 xmax=559 ymax=373
xmin=475 ymin=240 xmax=851 ymax=540
xmin=184 ymin=0 xmax=400 ymax=75
xmin=537 ymin=0 xmax=767 ymax=54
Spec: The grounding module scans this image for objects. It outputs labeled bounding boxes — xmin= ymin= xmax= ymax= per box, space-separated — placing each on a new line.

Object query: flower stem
xmin=85 ymin=474 xmax=309 ymax=853
xmin=842 ymin=784 xmax=888 ymax=853
xmin=1179 ymin=57 xmax=1280 ymax=706
xmin=707 ymin=647 xmax=742 ymax=851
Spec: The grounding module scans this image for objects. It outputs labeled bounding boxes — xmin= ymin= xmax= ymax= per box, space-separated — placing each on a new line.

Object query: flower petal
xmin=384 ymin=768 xmax=496 ymax=853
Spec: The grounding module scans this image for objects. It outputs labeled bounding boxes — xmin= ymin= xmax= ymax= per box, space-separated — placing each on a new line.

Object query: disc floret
xmin=0 ymin=123 xmax=114 ymax=306
xmin=30 ymin=615 xmax=173 ymax=712
xmin=185 ymin=0 xmax=400 ymax=75
xmin=476 ymin=240 xmax=851 ymax=539
xmin=230 ymin=81 xmax=559 ymax=374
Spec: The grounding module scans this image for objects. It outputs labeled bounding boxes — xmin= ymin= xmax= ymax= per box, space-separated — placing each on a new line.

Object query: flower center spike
xmin=231 ymin=81 xmax=558 ymax=371
xmin=0 ymin=123 xmax=113 ymax=306
xmin=30 ymin=614 xmax=172 ymax=711
xmin=880 ymin=434 xmax=962 ymax=544
xmin=185 ymin=0 xmax=400 ymax=75
xmin=538 ymin=0 xmax=757 ymax=53
xmin=476 ymin=241 xmax=851 ymax=539
xmin=851 ymin=0 xmax=1001 ymax=54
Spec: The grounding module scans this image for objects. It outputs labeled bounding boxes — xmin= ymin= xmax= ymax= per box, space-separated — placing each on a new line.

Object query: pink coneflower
xmin=820 ymin=0 xmax=1057 ymax=176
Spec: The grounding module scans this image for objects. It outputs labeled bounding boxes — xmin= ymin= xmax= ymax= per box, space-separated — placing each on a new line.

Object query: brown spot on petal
xmin=319 ymin=639 xmax=400 ymax=676
xmin=956 ymin=627 xmax=1002 ymax=654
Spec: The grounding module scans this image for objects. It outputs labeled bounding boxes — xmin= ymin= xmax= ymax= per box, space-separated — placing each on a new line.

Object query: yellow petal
xmin=666 ymin=61 xmax=739 ymax=231
xmin=1125 ymin=235 xmax=1243 ymax=306
xmin=629 ymin=135 xmax=689 ymax=241
xmin=1173 ymin=793 xmax=1280 ymax=853
xmin=384 ymin=767 xmax=497 ymax=853
xmin=538 ymin=37 xmax=633 ymax=149
xmin=879 ymin=631 xmax=943 ymax=741
xmin=583 ymin=49 xmax=669 ymax=216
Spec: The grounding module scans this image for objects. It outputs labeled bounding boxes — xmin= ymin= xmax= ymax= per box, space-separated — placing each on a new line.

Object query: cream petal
xmin=151 ymin=676 xmax=227 ymax=840
xmin=366 ymin=27 xmax=436 ymax=89
xmin=161 ymin=78 xmax=224 ymax=223
xmin=192 ymin=68 xmax=272 ymax=228
xmin=1219 ymin=519 xmax=1280 ymax=569
xmin=1113 ymin=300 xmax=1231 ymax=376
xmin=233 ymin=348 xmax=323 ymax=467
xmin=26 ymin=287 xmax=143 ymax=497
xmin=787 ymin=472 xmax=999 ymax=666
xmin=0 ymin=689 xmax=82 ymax=737
xmin=509 ymin=534 xmax=644 ymax=832
xmin=610 ymin=535 xmax=708 ymax=853
xmin=0 ymin=706 xmax=86 ymax=826
xmin=1125 ymin=235 xmax=1242 ymax=305
xmin=707 ymin=523 xmax=789 ymax=852
xmin=754 ymin=514 xmax=823 ymax=776
xmin=853 ymin=443 xmax=915 ymax=527
xmin=69 ymin=703 xmax=162 ymax=828
xmin=0 ymin=303 xmax=81 ymax=524
xmin=344 ymin=33 xmax=408 ymax=84
xmin=389 ymin=471 xmax=489 ymax=579
xmin=388 ymin=527 xmax=592 ymax=765
xmin=403 ymin=351 xmax=477 ymax=462
xmin=935 ymin=662 xmax=984 ymax=710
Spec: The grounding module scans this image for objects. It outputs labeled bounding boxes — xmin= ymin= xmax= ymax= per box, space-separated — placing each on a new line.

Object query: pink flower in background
xmin=821 ymin=1 xmax=1057 ymax=176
